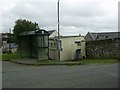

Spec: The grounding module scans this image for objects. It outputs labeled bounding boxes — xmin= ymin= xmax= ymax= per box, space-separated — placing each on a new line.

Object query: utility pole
xmin=57 ymin=0 xmax=60 ymax=61
xmin=9 ymin=29 xmax=11 ymax=53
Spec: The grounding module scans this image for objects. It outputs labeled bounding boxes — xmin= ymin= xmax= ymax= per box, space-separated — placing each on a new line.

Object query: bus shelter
xmin=19 ymin=29 xmax=49 ymax=60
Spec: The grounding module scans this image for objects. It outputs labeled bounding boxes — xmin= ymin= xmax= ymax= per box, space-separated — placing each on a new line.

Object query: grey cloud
xmin=1 ymin=0 xmax=118 ymax=36
xmin=11 ymin=2 xmax=57 ymax=18
xmin=60 ymin=0 xmax=108 ymax=17
xmin=10 ymin=2 xmax=57 ymax=27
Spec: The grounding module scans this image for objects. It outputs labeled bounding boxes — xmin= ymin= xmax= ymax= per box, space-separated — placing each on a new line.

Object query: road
xmin=2 ymin=61 xmax=118 ymax=88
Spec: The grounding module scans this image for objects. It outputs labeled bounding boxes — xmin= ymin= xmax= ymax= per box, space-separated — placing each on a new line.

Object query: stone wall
xmin=86 ymin=38 xmax=120 ymax=59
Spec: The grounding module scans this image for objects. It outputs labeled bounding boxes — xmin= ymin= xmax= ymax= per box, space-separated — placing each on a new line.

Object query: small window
xmin=105 ymin=36 xmax=108 ymax=38
xmin=75 ymin=41 xmax=81 ymax=46
xmin=51 ymin=43 xmax=52 ymax=46
xmin=42 ymin=31 xmax=44 ymax=34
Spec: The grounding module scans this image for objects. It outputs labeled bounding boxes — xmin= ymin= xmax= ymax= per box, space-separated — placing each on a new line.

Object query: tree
xmin=13 ymin=19 xmax=40 ymax=43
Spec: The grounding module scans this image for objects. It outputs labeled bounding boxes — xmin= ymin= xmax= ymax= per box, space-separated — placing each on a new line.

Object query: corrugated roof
xmin=20 ymin=29 xmax=49 ymax=36
xmin=20 ymin=31 xmax=35 ymax=36
xmin=89 ymin=32 xmax=120 ymax=40
xmin=53 ymin=35 xmax=84 ymax=39
xmin=61 ymin=36 xmax=84 ymax=38
xmin=48 ymin=30 xmax=56 ymax=35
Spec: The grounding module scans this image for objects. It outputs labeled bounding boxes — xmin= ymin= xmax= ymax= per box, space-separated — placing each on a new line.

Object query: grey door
xmin=76 ymin=49 xmax=81 ymax=60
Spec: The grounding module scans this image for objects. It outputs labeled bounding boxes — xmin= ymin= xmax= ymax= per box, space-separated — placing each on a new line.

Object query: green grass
xmin=36 ymin=59 xmax=119 ymax=65
xmin=36 ymin=60 xmax=81 ymax=65
xmin=1 ymin=53 xmax=20 ymax=61
xmin=79 ymin=59 xmax=119 ymax=64
xmin=1 ymin=54 xmax=119 ymax=65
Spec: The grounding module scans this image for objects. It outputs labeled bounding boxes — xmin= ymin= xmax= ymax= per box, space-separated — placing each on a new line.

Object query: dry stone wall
xmin=86 ymin=38 xmax=120 ymax=59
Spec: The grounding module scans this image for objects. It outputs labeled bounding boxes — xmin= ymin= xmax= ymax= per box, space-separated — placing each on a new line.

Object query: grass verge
xmin=1 ymin=53 xmax=20 ymax=61
xmin=79 ymin=59 xmax=119 ymax=64
xmin=36 ymin=60 xmax=82 ymax=65
xmin=36 ymin=59 xmax=119 ymax=65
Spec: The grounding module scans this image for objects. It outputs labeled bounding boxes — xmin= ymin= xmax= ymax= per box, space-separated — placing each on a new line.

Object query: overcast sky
xmin=0 ymin=0 xmax=119 ymax=36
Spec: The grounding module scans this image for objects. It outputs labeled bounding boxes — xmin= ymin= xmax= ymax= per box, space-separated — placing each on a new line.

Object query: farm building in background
xmin=1 ymin=33 xmax=17 ymax=54
xmin=2 ymin=43 xmax=18 ymax=54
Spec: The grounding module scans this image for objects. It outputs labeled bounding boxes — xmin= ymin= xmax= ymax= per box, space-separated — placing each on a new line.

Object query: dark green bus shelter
xmin=19 ymin=29 xmax=49 ymax=60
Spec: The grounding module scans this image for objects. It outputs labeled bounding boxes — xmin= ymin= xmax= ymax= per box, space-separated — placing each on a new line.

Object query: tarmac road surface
xmin=2 ymin=61 xmax=118 ymax=88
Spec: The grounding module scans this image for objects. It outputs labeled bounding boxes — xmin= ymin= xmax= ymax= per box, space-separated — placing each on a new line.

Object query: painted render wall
xmin=49 ymin=36 xmax=86 ymax=61
xmin=49 ymin=39 xmax=58 ymax=60
xmin=60 ymin=37 xmax=86 ymax=61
